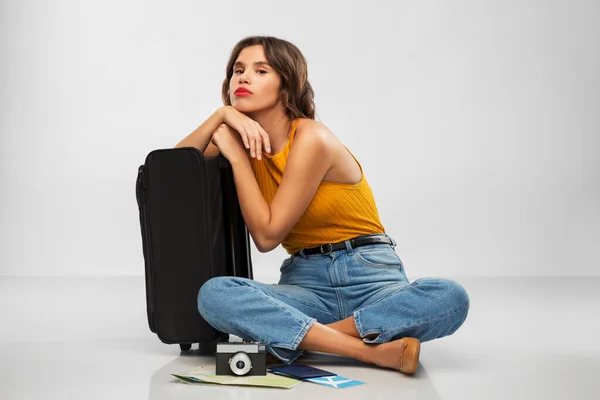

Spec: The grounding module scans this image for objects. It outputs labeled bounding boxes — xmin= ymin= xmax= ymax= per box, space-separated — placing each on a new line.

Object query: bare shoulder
xmin=295 ymin=119 xmax=361 ymax=184
xmin=295 ymin=119 xmax=340 ymax=150
xmin=296 ymin=118 xmax=330 ymax=136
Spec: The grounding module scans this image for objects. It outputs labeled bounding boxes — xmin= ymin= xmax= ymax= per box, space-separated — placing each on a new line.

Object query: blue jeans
xmin=197 ymin=234 xmax=470 ymax=364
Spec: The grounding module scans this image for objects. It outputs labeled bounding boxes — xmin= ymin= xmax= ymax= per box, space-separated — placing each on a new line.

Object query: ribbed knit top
xmin=249 ymin=118 xmax=386 ymax=254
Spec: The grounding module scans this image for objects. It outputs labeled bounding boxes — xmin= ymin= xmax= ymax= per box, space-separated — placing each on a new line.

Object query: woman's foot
xmin=372 ymin=337 xmax=420 ymax=375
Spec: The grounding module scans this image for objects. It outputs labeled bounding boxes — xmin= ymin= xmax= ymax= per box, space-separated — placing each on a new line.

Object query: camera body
xmin=215 ymin=342 xmax=267 ymax=376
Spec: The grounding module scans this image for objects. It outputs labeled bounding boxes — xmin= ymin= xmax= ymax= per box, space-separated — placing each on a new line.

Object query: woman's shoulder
xmin=296 ymin=118 xmax=324 ymax=134
xmin=290 ymin=118 xmax=362 ymax=185
xmin=295 ymin=118 xmax=339 ymax=148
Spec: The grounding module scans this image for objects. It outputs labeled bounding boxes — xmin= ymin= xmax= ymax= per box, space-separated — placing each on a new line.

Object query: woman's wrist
xmin=228 ymin=152 xmax=250 ymax=168
xmin=216 ymin=106 xmax=230 ymax=125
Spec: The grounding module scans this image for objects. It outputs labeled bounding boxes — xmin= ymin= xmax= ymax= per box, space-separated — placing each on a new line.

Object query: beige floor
xmin=0 ymin=275 xmax=598 ymax=399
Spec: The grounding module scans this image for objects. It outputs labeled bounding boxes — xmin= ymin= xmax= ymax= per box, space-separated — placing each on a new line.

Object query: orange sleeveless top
xmin=249 ymin=118 xmax=386 ymax=254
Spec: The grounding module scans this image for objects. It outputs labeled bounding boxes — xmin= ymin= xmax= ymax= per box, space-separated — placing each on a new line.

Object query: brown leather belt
xmin=295 ymin=234 xmax=396 ymax=256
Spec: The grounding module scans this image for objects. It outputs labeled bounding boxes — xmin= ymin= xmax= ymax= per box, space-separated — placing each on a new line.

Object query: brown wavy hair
xmin=222 ymin=36 xmax=316 ymax=120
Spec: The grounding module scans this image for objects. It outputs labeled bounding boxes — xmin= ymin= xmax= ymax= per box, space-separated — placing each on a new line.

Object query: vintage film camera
xmin=215 ymin=342 xmax=267 ymax=376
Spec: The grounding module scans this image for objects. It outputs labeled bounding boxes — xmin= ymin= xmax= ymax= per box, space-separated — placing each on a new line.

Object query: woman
xmin=176 ymin=36 xmax=470 ymax=376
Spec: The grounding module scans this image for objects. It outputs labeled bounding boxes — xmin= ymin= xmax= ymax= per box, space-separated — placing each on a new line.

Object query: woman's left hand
xmin=211 ymin=123 xmax=248 ymax=163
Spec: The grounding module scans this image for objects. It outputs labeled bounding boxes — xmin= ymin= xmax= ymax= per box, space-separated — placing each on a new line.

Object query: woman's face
xmin=229 ymin=45 xmax=281 ymax=113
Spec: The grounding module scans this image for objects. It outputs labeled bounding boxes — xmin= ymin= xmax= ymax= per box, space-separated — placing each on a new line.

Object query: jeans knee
xmin=446 ymin=281 xmax=470 ymax=335
xmin=442 ymin=279 xmax=470 ymax=312
xmin=416 ymin=277 xmax=470 ymax=314
xmin=445 ymin=280 xmax=470 ymax=327
xmin=197 ymin=276 xmax=235 ymax=317
xmin=454 ymin=280 xmax=469 ymax=307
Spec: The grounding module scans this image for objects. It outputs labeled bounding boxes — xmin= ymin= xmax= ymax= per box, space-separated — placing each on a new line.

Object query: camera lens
xmin=229 ymin=352 xmax=252 ymax=376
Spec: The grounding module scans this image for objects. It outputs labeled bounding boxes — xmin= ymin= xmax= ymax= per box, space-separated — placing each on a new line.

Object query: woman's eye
xmin=234 ymin=69 xmax=267 ymax=74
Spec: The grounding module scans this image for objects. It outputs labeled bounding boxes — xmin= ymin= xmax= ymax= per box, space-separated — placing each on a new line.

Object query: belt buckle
xmin=383 ymin=234 xmax=397 ymax=247
xmin=320 ymin=243 xmax=333 ymax=255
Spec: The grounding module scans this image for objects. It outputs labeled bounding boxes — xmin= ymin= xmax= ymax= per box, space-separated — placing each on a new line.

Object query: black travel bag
xmin=135 ymin=148 xmax=253 ymax=352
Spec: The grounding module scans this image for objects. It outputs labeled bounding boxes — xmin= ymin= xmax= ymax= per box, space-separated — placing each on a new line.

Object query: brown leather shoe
xmin=397 ymin=337 xmax=420 ymax=375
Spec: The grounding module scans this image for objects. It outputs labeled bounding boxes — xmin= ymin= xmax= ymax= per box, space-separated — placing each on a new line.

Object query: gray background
xmin=1 ymin=0 xmax=598 ymax=278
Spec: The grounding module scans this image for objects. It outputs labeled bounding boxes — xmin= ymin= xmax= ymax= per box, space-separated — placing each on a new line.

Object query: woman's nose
xmin=238 ymin=73 xmax=249 ymax=84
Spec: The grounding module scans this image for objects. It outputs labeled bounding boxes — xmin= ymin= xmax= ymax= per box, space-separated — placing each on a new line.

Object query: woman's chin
xmin=232 ymin=103 xmax=260 ymax=114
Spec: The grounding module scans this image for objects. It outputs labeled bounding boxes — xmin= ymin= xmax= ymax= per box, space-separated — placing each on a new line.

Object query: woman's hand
xmin=211 ymin=123 xmax=249 ymax=164
xmin=219 ymin=106 xmax=271 ymax=160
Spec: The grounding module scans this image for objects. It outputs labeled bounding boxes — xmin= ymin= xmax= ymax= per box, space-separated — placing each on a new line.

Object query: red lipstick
xmin=234 ymin=87 xmax=252 ymax=96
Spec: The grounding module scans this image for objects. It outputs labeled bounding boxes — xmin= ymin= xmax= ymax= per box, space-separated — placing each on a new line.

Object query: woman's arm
xmin=174 ymin=108 xmax=222 ymax=156
xmin=228 ymin=121 xmax=333 ymax=252
xmin=175 ymin=106 xmax=271 ymax=157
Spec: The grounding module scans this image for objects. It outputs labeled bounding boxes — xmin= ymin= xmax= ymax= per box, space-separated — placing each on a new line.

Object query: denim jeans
xmin=197 ymin=234 xmax=470 ymax=364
